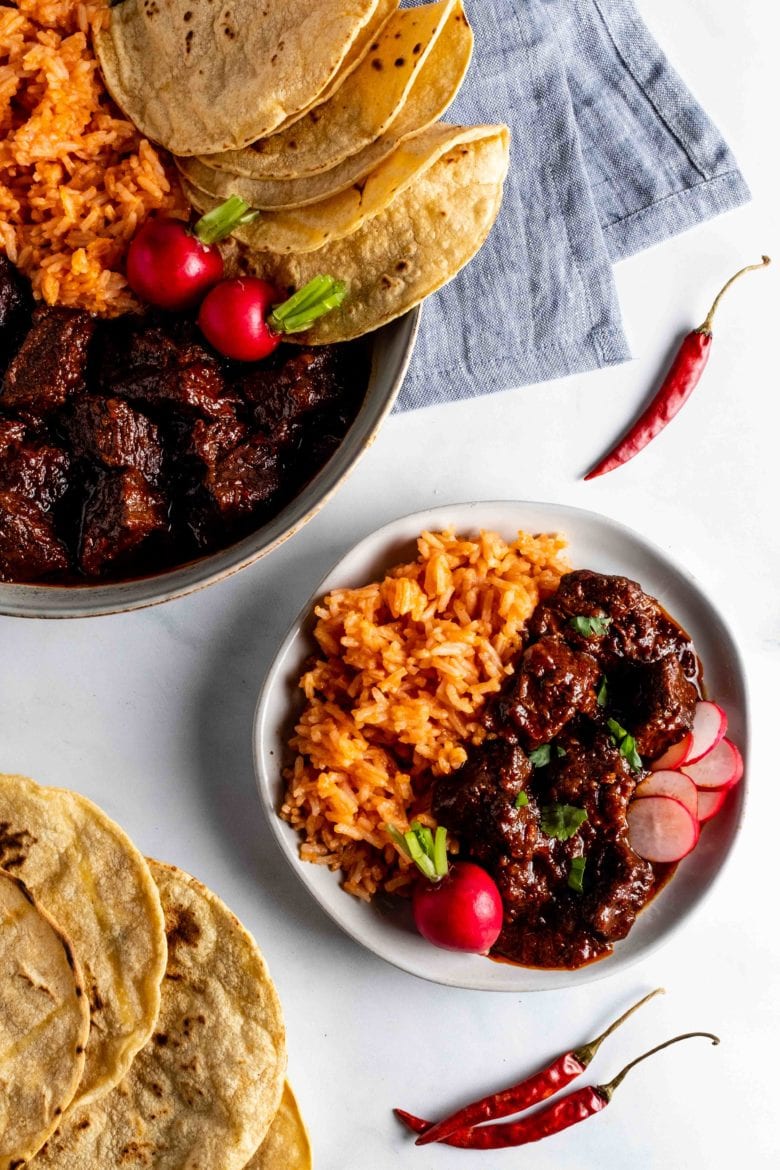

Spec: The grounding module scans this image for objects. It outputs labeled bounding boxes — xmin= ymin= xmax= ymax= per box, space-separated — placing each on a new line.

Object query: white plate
xmin=252 ymin=501 xmax=748 ymax=991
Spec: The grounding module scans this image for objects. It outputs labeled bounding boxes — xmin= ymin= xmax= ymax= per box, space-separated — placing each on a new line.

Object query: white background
xmin=2 ymin=1 xmax=779 ymax=1165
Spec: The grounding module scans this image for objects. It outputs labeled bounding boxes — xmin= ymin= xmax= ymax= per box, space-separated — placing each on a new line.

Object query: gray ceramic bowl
xmin=0 ymin=310 xmax=420 ymax=619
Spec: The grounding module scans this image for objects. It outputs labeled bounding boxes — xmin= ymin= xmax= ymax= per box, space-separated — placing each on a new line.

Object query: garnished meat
xmin=612 ymin=655 xmax=698 ymax=760
xmin=433 ymin=570 xmax=698 ymax=970
xmin=2 ymin=307 xmax=94 ymax=417
xmin=485 ymin=637 xmax=600 ymax=749
xmin=239 ymin=348 xmax=345 ymax=446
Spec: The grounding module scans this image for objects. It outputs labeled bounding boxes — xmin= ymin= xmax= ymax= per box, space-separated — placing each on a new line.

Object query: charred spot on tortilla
xmin=0 ymin=822 xmax=36 ymax=868
xmin=165 ymin=904 xmax=202 ymax=952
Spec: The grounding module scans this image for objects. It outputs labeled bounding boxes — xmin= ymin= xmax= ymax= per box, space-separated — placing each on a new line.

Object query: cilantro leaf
xmin=514 ymin=791 xmax=529 ymax=809
xmin=569 ymin=614 xmax=612 ymax=637
xmin=596 ymin=676 xmax=608 ymax=707
xmin=528 ymin=744 xmax=552 ymax=767
xmin=540 ymin=803 xmax=588 ymax=841
xmin=568 ymin=855 xmax=587 ymax=893
xmin=607 ymin=718 xmax=643 ymax=772
xmin=556 ymin=745 xmax=567 ymax=759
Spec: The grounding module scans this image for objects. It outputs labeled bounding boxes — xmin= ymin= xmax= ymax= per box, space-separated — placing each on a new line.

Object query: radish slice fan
xmin=634 ymin=771 xmax=699 ymax=819
xmin=682 ymin=738 xmax=743 ymax=790
xmin=627 ymin=796 xmax=700 ymax=863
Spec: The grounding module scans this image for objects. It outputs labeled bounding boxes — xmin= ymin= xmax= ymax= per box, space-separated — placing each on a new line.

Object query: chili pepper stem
xmin=599 ymin=1031 xmax=720 ymax=1103
xmin=573 ymin=987 xmax=665 ymax=1066
xmin=698 ymin=255 xmax=771 ymax=334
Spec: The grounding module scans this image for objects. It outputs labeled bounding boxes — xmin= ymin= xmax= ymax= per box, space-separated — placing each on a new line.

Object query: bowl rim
xmin=0 ymin=309 xmax=420 ymax=619
xmin=252 ymin=499 xmax=750 ymax=991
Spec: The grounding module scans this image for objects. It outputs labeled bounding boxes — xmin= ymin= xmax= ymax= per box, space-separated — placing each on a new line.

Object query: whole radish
xmin=127 ymin=196 xmax=257 ymax=311
xmin=386 ymin=823 xmax=503 ymax=954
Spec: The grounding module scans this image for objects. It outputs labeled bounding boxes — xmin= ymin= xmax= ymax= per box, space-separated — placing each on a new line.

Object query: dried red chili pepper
xmin=412 ymin=987 xmax=662 ymax=1145
xmin=396 ymin=1031 xmax=719 ymax=1150
xmin=585 ymin=256 xmax=771 ymax=480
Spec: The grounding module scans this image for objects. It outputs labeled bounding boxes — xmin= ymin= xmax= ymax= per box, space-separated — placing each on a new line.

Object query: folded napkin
xmin=396 ymin=0 xmax=750 ymax=411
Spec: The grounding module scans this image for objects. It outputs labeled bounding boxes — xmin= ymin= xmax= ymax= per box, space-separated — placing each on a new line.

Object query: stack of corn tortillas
xmin=0 ymin=775 xmax=306 ymax=1170
xmin=95 ymin=0 xmax=510 ymax=344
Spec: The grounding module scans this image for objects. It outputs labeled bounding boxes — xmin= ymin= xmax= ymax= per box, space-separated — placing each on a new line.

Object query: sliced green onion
xmin=404 ymin=830 xmax=436 ymax=880
xmin=385 ymin=824 xmax=412 ymax=858
xmin=433 ymin=826 xmax=448 ymax=877
xmin=193 ymin=195 xmax=258 ymax=244
xmin=268 ymin=275 xmax=347 ymax=335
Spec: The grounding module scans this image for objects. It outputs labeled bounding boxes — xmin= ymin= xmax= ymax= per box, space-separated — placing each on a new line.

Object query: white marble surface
xmin=2 ymin=1 xmax=779 ymax=1165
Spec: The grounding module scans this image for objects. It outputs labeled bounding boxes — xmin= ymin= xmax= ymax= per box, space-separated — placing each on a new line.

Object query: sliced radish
xmin=697 ymin=787 xmax=729 ymax=823
xmin=686 ymin=701 xmax=727 ymax=764
xmin=635 ymin=771 xmax=698 ymax=819
xmin=682 ymin=737 xmax=743 ymax=790
xmin=627 ymin=795 xmax=700 ymax=863
xmin=650 ymin=733 xmax=693 ymax=772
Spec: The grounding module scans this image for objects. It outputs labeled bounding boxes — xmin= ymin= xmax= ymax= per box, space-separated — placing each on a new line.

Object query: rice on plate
xmin=282 ymin=529 xmax=568 ymax=899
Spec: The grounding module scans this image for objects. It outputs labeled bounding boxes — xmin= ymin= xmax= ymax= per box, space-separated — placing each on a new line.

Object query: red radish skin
xmin=198 ymin=277 xmax=283 ymax=362
xmin=627 ymin=796 xmax=700 ymax=863
xmin=682 ymin=737 xmax=743 ymax=790
xmin=650 ymin=733 xmax=693 ymax=772
xmin=686 ymin=701 xmax=727 ymax=764
xmin=127 ymin=217 xmax=224 ymax=310
xmin=412 ymin=862 xmax=503 ymax=954
xmin=697 ymin=787 xmax=729 ymax=823
xmin=634 ymin=771 xmax=698 ymax=819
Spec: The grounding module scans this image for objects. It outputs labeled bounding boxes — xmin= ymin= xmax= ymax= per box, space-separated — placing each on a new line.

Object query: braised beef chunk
xmin=0 ymin=491 xmax=69 ymax=581
xmin=544 ymin=726 xmax=635 ymax=829
xmin=432 ymin=739 xmax=534 ymax=866
xmin=530 ymin=569 xmax=699 ymax=677
xmin=582 ymin=840 xmax=654 ymax=941
xmin=0 ymin=418 xmax=26 ymax=457
xmin=238 ymin=348 xmax=345 ymax=446
xmin=485 ymin=637 xmax=600 ymax=748
xmin=612 ymin=655 xmax=698 ymax=760
xmin=63 ymin=397 xmax=163 ymax=484
xmin=0 ymin=255 xmax=33 ymax=373
xmin=2 ymin=307 xmax=94 ymax=415
xmin=203 ymin=433 xmax=282 ymax=518
xmin=96 ymin=318 xmax=232 ymax=419
xmin=79 ymin=469 xmax=167 ymax=577
xmin=0 ymin=441 xmax=70 ymax=510
xmin=184 ymin=415 xmax=248 ymax=472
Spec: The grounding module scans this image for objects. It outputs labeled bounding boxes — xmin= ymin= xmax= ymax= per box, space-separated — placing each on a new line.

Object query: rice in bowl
xmin=281 ymin=529 xmax=568 ymax=899
xmin=0 ymin=0 xmax=186 ymax=314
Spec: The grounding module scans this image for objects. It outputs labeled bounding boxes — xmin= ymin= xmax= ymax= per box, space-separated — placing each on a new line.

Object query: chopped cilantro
xmin=514 ymin=791 xmax=529 ymax=809
xmin=568 ymin=855 xmax=587 ymax=893
xmin=607 ymin=718 xmax=643 ymax=772
xmin=540 ymin=803 xmax=588 ymax=841
xmin=596 ymin=676 xmax=608 ymax=707
xmin=529 ymin=743 xmax=566 ymax=767
xmin=569 ymin=614 xmax=612 ymax=637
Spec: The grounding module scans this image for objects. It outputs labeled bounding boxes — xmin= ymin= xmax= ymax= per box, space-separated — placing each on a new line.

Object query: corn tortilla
xmin=198 ymin=0 xmax=458 ymax=180
xmin=95 ymin=0 xmax=381 ymax=156
xmin=0 ymin=870 xmax=90 ymax=1170
xmin=0 ymin=774 xmax=167 ymax=1113
xmin=178 ymin=1 xmax=473 ymax=210
xmin=273 ymin=0 xmax=400 ymax=136
xmin=32 ymin=861 xmax=286 ymax=1170
xmin=234 ymin=126 xmax=510 ymax=343
xmin=247 ymin=1083 xmax=312 ymax=1170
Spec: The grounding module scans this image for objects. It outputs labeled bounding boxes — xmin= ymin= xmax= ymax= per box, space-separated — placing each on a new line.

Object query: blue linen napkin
xmin=395 ymin=0 xmax=750 ymax=411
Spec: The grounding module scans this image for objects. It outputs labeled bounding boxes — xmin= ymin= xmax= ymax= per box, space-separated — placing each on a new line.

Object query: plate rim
xmin=252 ymin=499 xmax=749 ymax=991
